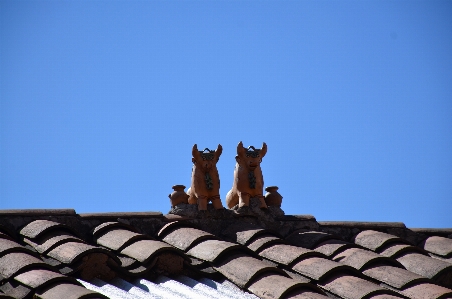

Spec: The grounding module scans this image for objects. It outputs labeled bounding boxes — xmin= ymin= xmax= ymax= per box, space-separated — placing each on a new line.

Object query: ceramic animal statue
xmin=187 ymin=144 xmax=224 ymax=211
xmin=226 ymin=141 xmax=268 ymax=209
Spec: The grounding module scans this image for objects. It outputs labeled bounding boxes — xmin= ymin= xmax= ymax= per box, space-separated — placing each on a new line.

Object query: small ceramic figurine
xmin=187 ymin=144 xmax=224 ymax=211
xmin=226 ymin=142 xmax=268 ymax=209
xmin=168 ymin=185 xmax=189 ymax=207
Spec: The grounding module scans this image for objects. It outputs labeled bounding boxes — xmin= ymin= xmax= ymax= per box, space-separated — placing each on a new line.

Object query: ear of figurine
xmin=260 ymin=142 xmax=267 ymax=158
xmin=214 ymin=144 xmax=223 ymax=161
xmin=237 ymin=141 xmax=246 ymax=158
xmin=192 ymin=144 xmax=202 ymax=162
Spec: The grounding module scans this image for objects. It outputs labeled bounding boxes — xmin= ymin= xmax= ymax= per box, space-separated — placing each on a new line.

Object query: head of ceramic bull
xmin=187 ymin=144 xmax=224 ymax=211
xmin=226 ymin=141 xmax=268 ymax=209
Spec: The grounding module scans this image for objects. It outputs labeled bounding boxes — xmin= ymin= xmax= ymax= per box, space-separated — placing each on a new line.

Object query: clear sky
xmin=1 ymin=1 xmax=451 ymax=228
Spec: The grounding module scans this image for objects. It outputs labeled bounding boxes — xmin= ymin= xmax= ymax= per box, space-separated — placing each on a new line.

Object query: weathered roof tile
xmin=0 ymin=281 xmax=32 ymax=299
xmin=14 ymin=269 xmax=77 ymax=289
xmin=362 ymin=265 xmax=429 ymax=289
xmin=96 ymin=229 xmax=150 ymax=251
xmin=0 ymin=252 xmax=52 ymax=279
xmin=292 ymin=257 xmax=358 ymax=281
xmin=92 ymin=221 xmax=138 ymax=238
xmin=120 ymin=239 xmax=179 ymax=263
xmin=319 ymin=274 xmax=399 ymax=299
xmin=0 ymin=239 xmax=35 ymax=257
xmin=400 ymin=283 xmax=452 ymax=299
xmin=354 ymin=230 xmax=407 ymax=252
xmin=396 ymin=253 xmax=452 ymax=287
xmin=19 ymin=220 xmax=76 ymax=240
xmin=247 ymin=235 xmax=284 ymax=253
xmin=259 ymin=244 xmax=323 ymax=266
xmin=422 ymin=236 xmax=452 ymax=257
xmin=162 ymin=227 xmax=217 ymax=251
xmin=314 ymin=239 xmax=355 ymax=257
xmin=213 ymin=252 xmax=286 ymax=288
xmin=47 ymin=242 xmax=109 ymax=264
xmin=186 ymin=239 xmax=245 ymax=262
xmin=23 ymin=232 xmax=83 ymax=254
xmin=248 ymin=273 xmax=322 ymax=299
xmin=379 ymin=243 xmax=427 ymax=258
xmin=333 ymin=248 xmax=402 ymax=270
xmin=285 ymin=231 xmax=338 ymax=249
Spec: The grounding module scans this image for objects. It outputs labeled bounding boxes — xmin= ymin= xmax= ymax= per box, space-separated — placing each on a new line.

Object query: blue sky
xmin=1 ymin=1 xmax=451 ymax=228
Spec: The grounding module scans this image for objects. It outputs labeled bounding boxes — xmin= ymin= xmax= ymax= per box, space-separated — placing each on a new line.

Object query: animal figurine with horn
xmin=187 ymin=144 xmax=224 ymax=211
xmin=226 ymin=141 xmax=268 ymax=209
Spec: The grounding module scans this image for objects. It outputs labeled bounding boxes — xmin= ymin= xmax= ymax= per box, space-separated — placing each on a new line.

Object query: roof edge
xmin=318 ymin=221 xmax=406 ymax=229
xmin=0 ymin=209 xmax=76 ymax=216
xmin=79 ymin=211 xmax=163 ymax=219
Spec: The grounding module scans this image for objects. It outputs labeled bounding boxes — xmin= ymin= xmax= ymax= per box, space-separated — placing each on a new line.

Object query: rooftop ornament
xmin=187 ymin=144 xmax=224 ymax=211
xmin=226 ymin=141 xmax=268 ymax=211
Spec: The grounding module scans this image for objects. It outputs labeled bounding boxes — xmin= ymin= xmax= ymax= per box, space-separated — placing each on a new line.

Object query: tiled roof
xmin=0 ymin=208 xmax=451 ymax=299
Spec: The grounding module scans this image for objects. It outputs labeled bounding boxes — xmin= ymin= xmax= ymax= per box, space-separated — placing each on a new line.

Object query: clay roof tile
xmin=19 ymin=220 xmax=77 ymax=240
xmin=354 ymin=230 xmax=408 ymax=252
xmin=161 ymin=227 xmax=217 ymax=251
xmin=259 ymin=244 xmax=324 ymax=266
xmin=186 ymin=239 xmax=246 ymax=262
xmin=421 ymin=236 xmax=452 ymax=258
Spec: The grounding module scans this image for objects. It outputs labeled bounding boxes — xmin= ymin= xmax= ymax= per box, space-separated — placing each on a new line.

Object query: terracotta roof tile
xmin=318 ymin=274 xmax=400 ymax=299
xmin=285 ymin=231 xmax=339 ymax=249
xmin=0 ymin=294 xmax=14 ymax=298
xmin=34 ymin=283 xmax=107 ymax=299
xmin=0 ymin=252 xmax=52 ymax=279
xmin=286 ymin=290 xmax=330 ymax=299
xmin=14 ymin=269 xmax=77 ymax=289
xmin=362 ymin=265 xmax=429 ymax=289
xmin=0 ymin=239 xmax=36 ymax=257
xmin=396 ymin=253 xmax=452 ymax=287
xmin=247 ymin=273 xmax=324 ymax=299
xmin=0 ymin=232 xmax=14 ymax=242
xmin=96 ymin=229 xmax=150 ymax=251
xmin=292 ymin=257 xmax=358 ymax=281
xmin=221 ymin=223 xmax=278 ymax=245
xmin=379 ymin=243 xmax=428 ymax=258
xmin=400 ymin=283 xmax=452 ymax=299
xmin=186 ymin=239 xmax=245 ymax=262
xmin=161 ymin=227 xmax=217 ymax=251
xmin=368 ymin=295 xmax=405 ymax=299
xmin=120 ymin=239 xmax=179 ymax=263
xmin=247 ymin=235 xmax=284 ymax=253
xmin=354 ymin=230 xmax=408 ymax=252
xmin=19 ymin=220 xmax=76 ymax=240
xmin=259 ymin=244 xmax=323 ymax=266
xmin=213 ymin=252 xmax=286 ymax=288
xmin=421 ymin=236 xmax=452 ymax=257
xmin=46 ymin=241 xmax=110 ymax=264
xmin=157 ymin=221 xmax=195 ymax=238
xmin=23 ymin=232 xmax=84 ymax=254
xmin=313 ymin=239 xmax=355 ymax=257
xmin=92 ymin=221 xmax=138 ymax=238
xmin=333 ymin=248 xmax=402 ymax=270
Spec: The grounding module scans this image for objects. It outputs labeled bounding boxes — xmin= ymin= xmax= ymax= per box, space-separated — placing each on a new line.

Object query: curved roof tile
xmin=213 ymin=252 xmax=286 ymax=288
xmin=400 ymin=283 xmax=452 ymax=299
xmin=247 ymin=235 xmax=284 ymax=253
xmin=396 ymin=253 xmax=452 ymax=286
xmin=248 ymin=273 xmax=325 ymax=299
xmin=0 ymin=252 xmax=52 ymax=279
xmin=0 ymin=239 xmax=36 ymax=257
xmin=259 ymin=244 xmax=323 ymax=266
xmin=96 ymin=229 xmax=151 ymax=251
xmin=319 ymin=274 xmax=400 ymax=299
xmin=23 ymin=232 xmax=84 ymax=254
xmin=362 ymin=265 xmax=429 ymax=289
xmin=162 ymin=227 xmax=217 ymax=251
xmin=92 ymin=221 xmax=139 ymax=238
xmin=333 ymin=248 xmax=403 ymax=271
xmin=186 ymin=239 xmax=245 ymax=262
xmin=285 ymin=231 xmax=339 ymax=249
xmin=354 ymin=230 xmax=408 ymax=252
xmin=314 ymin=239 xmax=355 ymax=257
xmin=120 ymin=239 xmax=180 ymax=264
xmin=379 ymin=243 xmax=428 ymax=258
xmin=292 ymin=257 xmax=359 ymax=281
xmin=422 ymin=236 xmax=452 ymax=258
xmin=14 ymin=269 xmax=78 ymax=289
xmin=19 ymin=220 xmax=77 ymax=239
xmin=47 ymin=242 xmax=111 ymax=264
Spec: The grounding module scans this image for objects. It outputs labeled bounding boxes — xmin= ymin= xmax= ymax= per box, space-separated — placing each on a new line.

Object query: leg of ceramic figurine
xmin=197 ymin=195 xmax=208 ymax=210
xmin=238 ymin=192 xmax=250 ymax=208
xmin=258 ymin=195 xmax=268 ymax=209
xmin=211 ymin=195 xmax=223 ymax=209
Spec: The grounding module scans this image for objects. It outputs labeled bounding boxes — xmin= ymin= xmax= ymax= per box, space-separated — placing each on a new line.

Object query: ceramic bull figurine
xmin=226 ymin=141 xmax=268 ymax=209
xmin=187 ymin=144 xmax=224 ymax=211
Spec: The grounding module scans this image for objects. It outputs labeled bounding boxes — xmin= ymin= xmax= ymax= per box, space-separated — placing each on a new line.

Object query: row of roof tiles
xmin=0 ymin=210 xmax=451 ymax=299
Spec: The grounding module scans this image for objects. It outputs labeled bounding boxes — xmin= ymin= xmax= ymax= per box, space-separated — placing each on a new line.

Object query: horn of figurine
xmin=237 ymin=141 xmax=246 ymax=157
xmin=215 ymin=144 xmax=223 ymax=160
xmin=260 ymin=142 xmax=267 ymax=157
